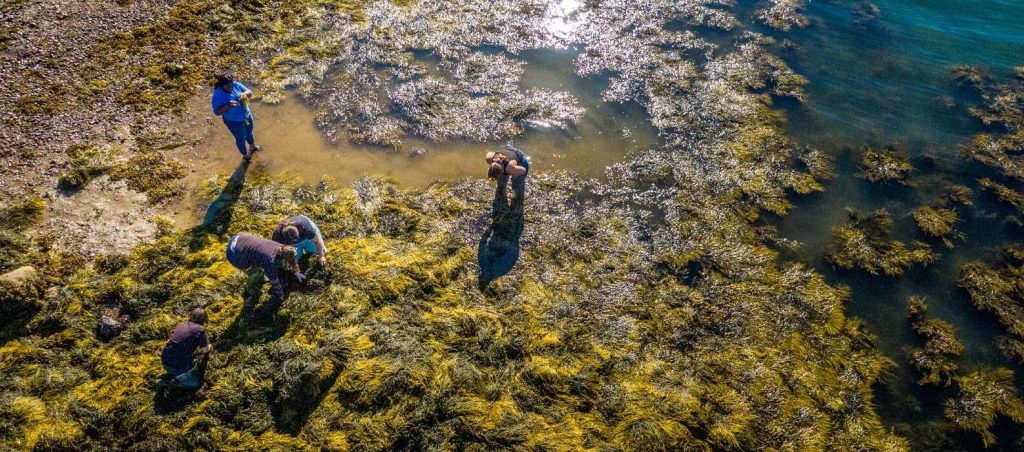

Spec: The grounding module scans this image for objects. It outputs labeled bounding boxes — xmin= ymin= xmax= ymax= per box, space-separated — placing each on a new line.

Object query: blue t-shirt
xmin=211 ymin=81 xmax=252 ymax=122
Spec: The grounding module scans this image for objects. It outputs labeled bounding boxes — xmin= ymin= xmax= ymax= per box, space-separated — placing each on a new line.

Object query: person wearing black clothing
xmin=485 ymin=144 xmax=530 ymax=180
xmin=160 ymin=309 xmax=212 ymax=389
xmin=272 ymin=215 xmax=327 ymax=266
xmin=225 ymin=232 xmax=305 ymax=300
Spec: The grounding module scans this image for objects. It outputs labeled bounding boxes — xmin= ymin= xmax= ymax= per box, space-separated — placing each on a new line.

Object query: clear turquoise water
xmin=758 ymin=0 xmax=1024 ymax=443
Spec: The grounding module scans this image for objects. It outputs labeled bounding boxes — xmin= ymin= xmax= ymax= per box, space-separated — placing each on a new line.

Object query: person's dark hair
xmin=281 ymin=224 xmax=300 ymax=243
xmin=189 ymin=308 xmax=207 ymax=325
xmin=488 ymin=161 xmax=503 ymax=179
xmin=276 ymin=246 xmax=298 ymax=270
xmin=215 ymin=71 xmax=235 ymax=88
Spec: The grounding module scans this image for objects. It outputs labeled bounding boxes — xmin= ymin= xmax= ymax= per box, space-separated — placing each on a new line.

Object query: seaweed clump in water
xmin=977 ymin=177 xmax=1024 ymax=226
xmin=912 ymin=185 xmax=972 ymax=247
xmin=945 ymin=367 xmax=1024 ymax=447
xmin=906 ymin=296 xmax=963 ymax=386
xmin=828 ymin=208 xmax=936 ymax=276
xmin=958 ymin=247 xmax=1024 ymax=337
xmin=857 ymin=146 xmax=912 ymax=184
xmin=757 ymin=0 xmax=810 ymax=31
xmin=959 ymin=66 xmax=1024 ymax=179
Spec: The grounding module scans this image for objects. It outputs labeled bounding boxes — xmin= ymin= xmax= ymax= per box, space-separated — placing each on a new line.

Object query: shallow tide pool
xmin=172 ymin=48 xmax=658 ymax=225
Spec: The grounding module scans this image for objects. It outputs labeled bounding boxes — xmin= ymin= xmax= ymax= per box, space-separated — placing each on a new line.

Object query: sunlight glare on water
xmin=544 ymin=0 xmax=583 ymax=42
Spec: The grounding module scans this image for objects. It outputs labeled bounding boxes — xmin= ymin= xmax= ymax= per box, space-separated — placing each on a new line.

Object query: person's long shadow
xmin=201 ymin=160 xmax=249 ymax=236
xmin=215 ymin=270 xmax=291 ymax=353
xmin=478 ymin=176 xmax=526 ymax=290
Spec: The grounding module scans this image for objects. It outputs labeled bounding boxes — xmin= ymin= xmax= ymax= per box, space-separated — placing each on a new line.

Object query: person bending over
xmin=225 ymin=233 xmax=305 ymax=300
xmin=160 ymin=308 xmax=212 ymax=389
xmin=485 ymin=144 xmax=530 ymax=180
xmin=212 ymin=71 xmax=262 ymax=161
xmin=272 ymin=215 xmax=328 ymax=266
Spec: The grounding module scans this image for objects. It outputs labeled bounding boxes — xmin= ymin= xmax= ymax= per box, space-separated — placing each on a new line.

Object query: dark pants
xmin=224 ymin=117 xmax=255 ymax=156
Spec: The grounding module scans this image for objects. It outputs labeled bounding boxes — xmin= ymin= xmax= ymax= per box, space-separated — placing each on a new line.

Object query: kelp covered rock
xmin=828 ymin=208 xmax=936 ymax=276
xmin=945 ymin=368 xmax=1024 ymax=447
xmin=906 ymin=296 xmax=963 ymax=386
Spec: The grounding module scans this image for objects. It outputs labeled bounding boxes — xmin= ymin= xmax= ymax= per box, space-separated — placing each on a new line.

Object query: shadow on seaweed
xmin=477 ymin=176 xmax=526 ymax=290
xmin=270 ymin=362 xmax=343 ymax=435
xmin=216 ymin=270 xmax=291 ymax=353
xmin=200 ymin=160 xmax=249 ymax=236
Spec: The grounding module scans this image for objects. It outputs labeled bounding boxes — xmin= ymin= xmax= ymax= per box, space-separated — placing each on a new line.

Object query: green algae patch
xmin=906 ymin=296 xmax=963 ymax=386
xmin=57 ymin=144 xmax=121 ymax=192
xmin=109 ymin=151 xmax=188 ymax=203
xmin=0 ymin=197 xmax=45 ymax=274
xmin=827 ymin=208 xmax=936 ymax=276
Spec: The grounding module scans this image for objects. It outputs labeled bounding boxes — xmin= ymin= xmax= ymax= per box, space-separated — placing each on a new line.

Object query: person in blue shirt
xmin=212 ymin=72 xmax=262 ymax=160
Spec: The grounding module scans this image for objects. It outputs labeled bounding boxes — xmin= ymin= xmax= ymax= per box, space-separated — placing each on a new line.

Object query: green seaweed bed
xmin=5 ymin=0 xmax=1024 ymax=449
xmin=0 ymin=167 xmax=904 ymax=450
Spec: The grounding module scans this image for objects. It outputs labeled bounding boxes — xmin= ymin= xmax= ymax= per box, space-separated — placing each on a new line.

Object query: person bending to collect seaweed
xmin=212 ymin=71 xmax=262 ymax=161
xmin=485 ymin=144 xmax=530 ymax=181
xmin=272 ymin=215 xmax=328 ymax=266
xmin=225 ymin=233 xmax=306 ymax=300
xmin=159 ymin=308 xmax=212 ymax=389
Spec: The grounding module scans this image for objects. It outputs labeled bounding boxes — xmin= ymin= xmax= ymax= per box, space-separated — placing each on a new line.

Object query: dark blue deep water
xmin=759 ymin=0 xmax=1024 ymax=446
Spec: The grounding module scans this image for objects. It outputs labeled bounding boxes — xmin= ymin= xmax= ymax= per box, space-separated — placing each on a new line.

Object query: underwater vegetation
xmin=906 ymin=296 xmax=963 ymax=386
xmin=827 ymin=208 xmax=936 ymax=276
xmin=857 ymin=146 xmax=912 ymax=184
xmin=945 ymin=367 xmax=1024 ymax=448
xmin=958 ymin=247 xmax=1024 ymax=339
xmin=912 ymin=185 xmax=972 ymax=247
xmin=958 ymin=66 xmax=1024 ymax=179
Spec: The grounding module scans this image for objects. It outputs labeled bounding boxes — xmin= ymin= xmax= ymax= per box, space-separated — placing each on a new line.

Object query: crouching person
xmin=159 ymin=308 xmax=212 ymax=389
xmin=272 ymin=215 xmax=327 ymax=266
xmin=225 ymin=232 xmax=305 ymax=300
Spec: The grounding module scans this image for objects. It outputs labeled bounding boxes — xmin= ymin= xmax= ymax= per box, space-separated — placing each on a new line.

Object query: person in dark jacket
xmin=225 ymin=233 xmax=305 ymax=300
xmin=272 ymin=215 xmax=327 ymax=266
xmin=485 ymin=144 xmax=530 ymax=180
xmin=160 ymin=308 xmax=212 ymax=389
